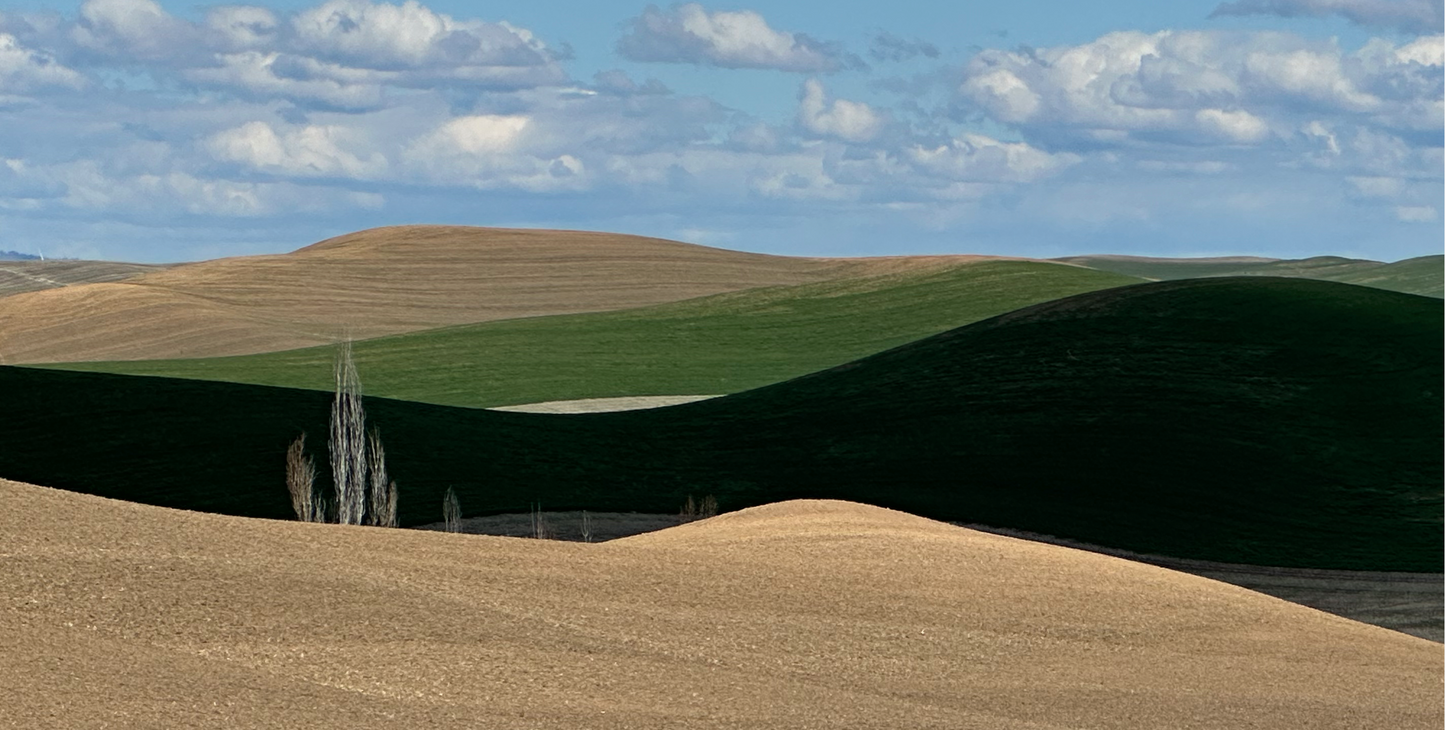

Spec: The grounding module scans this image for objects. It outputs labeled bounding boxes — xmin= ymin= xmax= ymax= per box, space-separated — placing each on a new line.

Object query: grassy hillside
xmin=2 ymin=277 xmax=1438 ymax=571
xmin=1062 ymin=254 xmax=1443 ymax=297
xmin=44 ymin=261 xmax=1143 ymax=408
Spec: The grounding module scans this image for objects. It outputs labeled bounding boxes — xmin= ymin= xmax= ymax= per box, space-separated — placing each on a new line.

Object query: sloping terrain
xmin=1061 ymin=253 xmax=1443 ymax=297
xmin=1 ymin=277 xmax=1438 ymax=570
xmin=2 ymin=482 xmax=1438 ymax=729
xmin=0 ymin=259 xmax=172 ymax=297
xmin=47 ymin=260 xmax=1142 ymax=408
xmin=0 ymin=225 xmax=976 ymax=363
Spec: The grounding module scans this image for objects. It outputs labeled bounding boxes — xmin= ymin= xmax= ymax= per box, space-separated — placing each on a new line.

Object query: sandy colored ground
xmin=422 ymin=511 xmax=1445 ymax=643
xmin=0 ymin=226 xmax=1006 ymax=363
xmin=3 ymin=478 xmax=1439 ymax=729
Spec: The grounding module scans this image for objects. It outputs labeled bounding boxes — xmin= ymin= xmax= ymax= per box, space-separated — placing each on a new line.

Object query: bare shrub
xmin=580 ymin=510 xmax=593 ymax=543
xmin=326 ymin=340 xmax=398 ymax=527
xmin=531 ymin=503 xmax=555 ymax=540
xmin=285 ymin=433 xmax=323 ymax=522
xmin=679 ymin=494 xmax=719 ymax=522
xmin=443 ymin=487 xmax=463 ymax=533
xmin=329 ymin=340 xmax=368 ymax=525
xmin=366 ymin=428 xmax=398 ymax=527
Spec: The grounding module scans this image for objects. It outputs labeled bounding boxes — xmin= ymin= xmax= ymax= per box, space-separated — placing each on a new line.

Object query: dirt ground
xmin=7 ymin=479 xmax=1440 ymax=728
xmin=421 ymin=511 xmax=1445 ymax=643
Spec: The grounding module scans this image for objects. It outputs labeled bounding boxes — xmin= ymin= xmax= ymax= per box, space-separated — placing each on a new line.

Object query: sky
xmin=0 ymin=0 xmax=1440 ymax=262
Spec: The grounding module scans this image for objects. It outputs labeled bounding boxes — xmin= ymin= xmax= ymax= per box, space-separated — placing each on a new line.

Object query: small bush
xmin=443 ymin=487 xmax=463 ymax=533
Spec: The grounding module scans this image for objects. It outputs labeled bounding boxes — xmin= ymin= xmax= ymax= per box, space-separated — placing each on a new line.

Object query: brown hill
xmin=2 ymin=480 xmax=1437 ymax=729
xmin=0 ymin=226 xmax=991 ymax=363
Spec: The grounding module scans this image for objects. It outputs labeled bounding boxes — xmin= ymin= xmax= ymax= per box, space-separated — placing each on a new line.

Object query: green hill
xmin=1061 ymin=254 xmax=1443 ymax=298
xmin=42 ymin=260 xmax=1142 ymax=408
xmin=2 ymin=277 xmax=1438 ymax=571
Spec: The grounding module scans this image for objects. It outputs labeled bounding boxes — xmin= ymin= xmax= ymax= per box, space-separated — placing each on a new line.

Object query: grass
xmin=39 ymin=261 xmax=1143 ymax=408
xmin=2 ymin=277 xmax=1438 ymax=571
xmin=1066 ymin=254 xmax=1444 ymax=298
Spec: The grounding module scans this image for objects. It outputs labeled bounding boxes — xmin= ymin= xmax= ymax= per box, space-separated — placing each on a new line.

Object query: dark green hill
xmin=2 ymin=277 xmax=1439 ymax=570
xmin=42 ymin=261 xmax=1141 ymax=408
xmin=1061 ymin=254 xmax=1443 ymax=298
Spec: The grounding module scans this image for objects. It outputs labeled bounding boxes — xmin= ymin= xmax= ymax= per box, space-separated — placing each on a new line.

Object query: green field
xmin=43 ymin=260 xmax=1142 ymax=408
xmin=1065 ymin=254 xmax=1444 ymax=297
xmin=5 ymin=277 xmax=1439 ymax=571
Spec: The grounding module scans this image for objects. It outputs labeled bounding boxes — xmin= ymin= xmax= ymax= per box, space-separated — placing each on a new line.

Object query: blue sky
xmin=0 ymin=0 xmax=1439 ymax=262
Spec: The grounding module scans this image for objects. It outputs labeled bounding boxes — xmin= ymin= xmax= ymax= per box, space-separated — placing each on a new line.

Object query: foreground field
xmin=3 ymin=277 xmax=1438 ymax=571
xmin=3 ymin=480 xmax=1438 ymax=729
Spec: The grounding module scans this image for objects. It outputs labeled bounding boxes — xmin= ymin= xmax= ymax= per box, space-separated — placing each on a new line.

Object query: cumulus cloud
xmin=1210 ymin=0 xmax=1444 ymax=35
xmin=957 ymin=30 xmax=1443 ymax=149
xmin=906 ymin=134 xmax=1080 ymax=183
xmin=0 ymin=33 xmax=84 ymax=93
xmin=207 ymin=120 xmax=388 ymax=177
xmin=618 ymin=4 xmax=848 ymax=72
xmin=797 ymin=79 xmax=884 ymax=142
xmin=15 ymin=0 xmax=569 ymax=109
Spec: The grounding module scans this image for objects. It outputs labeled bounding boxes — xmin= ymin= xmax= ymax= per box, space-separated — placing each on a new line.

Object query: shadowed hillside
xmin=46 ymin=260 xmax=1143 ymax=408
xmin=0 ymin=278 xmax=1438 ymax=570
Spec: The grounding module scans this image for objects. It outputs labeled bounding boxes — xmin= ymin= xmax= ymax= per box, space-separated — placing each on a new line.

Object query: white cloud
xmin=70 ymin=0 xmax=202 ymax=62
xmin=618 ymin=3 xmax=845 ymax=72
xmin=185 ymin=51 xmax=384 ymax=109
xmin=797 ymin=79 xmax=883 ymax=143
xmin=957 ymin=30 xmax=1441 ymax=155
xmin=0 ymin=33 xmax=84 ymax=92
xmin=1394 ymin=205 xmax=1437 ymax=221
xmin=1210 ymin=0 xmax=1443 ymax=35
xmin=205 ymin=6 xmax=281 ymax=50
xmin=207 ymin=120 xmax=388 ymax=178
xmin=290 ymin=0 xmax=559 ymax=79
xmin=907 ymin=134 xmax=1080 ymax=183
xmin=1195 ymin=108 xmax=1270 ymax=142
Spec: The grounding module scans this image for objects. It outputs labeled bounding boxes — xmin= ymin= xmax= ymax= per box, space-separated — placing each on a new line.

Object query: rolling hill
xmin=5 ymin=482 xmax=1437 ymax=728
xmin=1060 ymin=253 xmax=1444 ymax=297
xmin=0 ymin=225 xmax=981 ymax=363
xmin=45 ymin=260 xmax=1143 ymax=408
xmin=1 ymin=277 xmax=1437 ymax=571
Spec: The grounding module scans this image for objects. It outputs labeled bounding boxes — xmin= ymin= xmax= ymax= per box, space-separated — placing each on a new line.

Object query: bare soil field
xmin=0 ymin=260 xmax=172 ymax=298
xmin=0 ymin=226 xmax=1006 ymax=363
xmin=7 ymin=478 xmax=1438 ymax=729
xmin=425 ymin=511 xmax=1445 ymax=643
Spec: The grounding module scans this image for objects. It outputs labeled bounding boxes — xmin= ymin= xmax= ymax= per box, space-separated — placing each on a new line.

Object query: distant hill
xmin=0 ymin=251 xmax=40 ymax=260
xmin=0 ymin=225 xmax=1018 ymax=364
xmin=1059 ymin=254 xmax=1443 ymax=298
xmin=45 ymin=260 xmax=1144 ymax=408
xmin=3 ymin=277 xmax=1438 ymax=571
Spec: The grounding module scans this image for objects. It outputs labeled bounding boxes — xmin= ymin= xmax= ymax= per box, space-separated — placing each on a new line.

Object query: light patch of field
xmin=491 ymin=395 xmax=722 ymax=413
xmin=0 ymin=226 xmax=1015 ymax=364
xmin=5 ymin=478 xmax=1437 ymax=729
xmin=0 ymin=260 xmax=172 ymax=297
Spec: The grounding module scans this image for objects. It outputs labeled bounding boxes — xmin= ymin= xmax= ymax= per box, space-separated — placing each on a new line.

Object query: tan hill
xmin=0 ymin=259 xmax=174 ymax=297
xmin=2 ymin=480 xmax=1437 ymax=729
xmin=0 ymin=226 xmax=995 ymax=363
